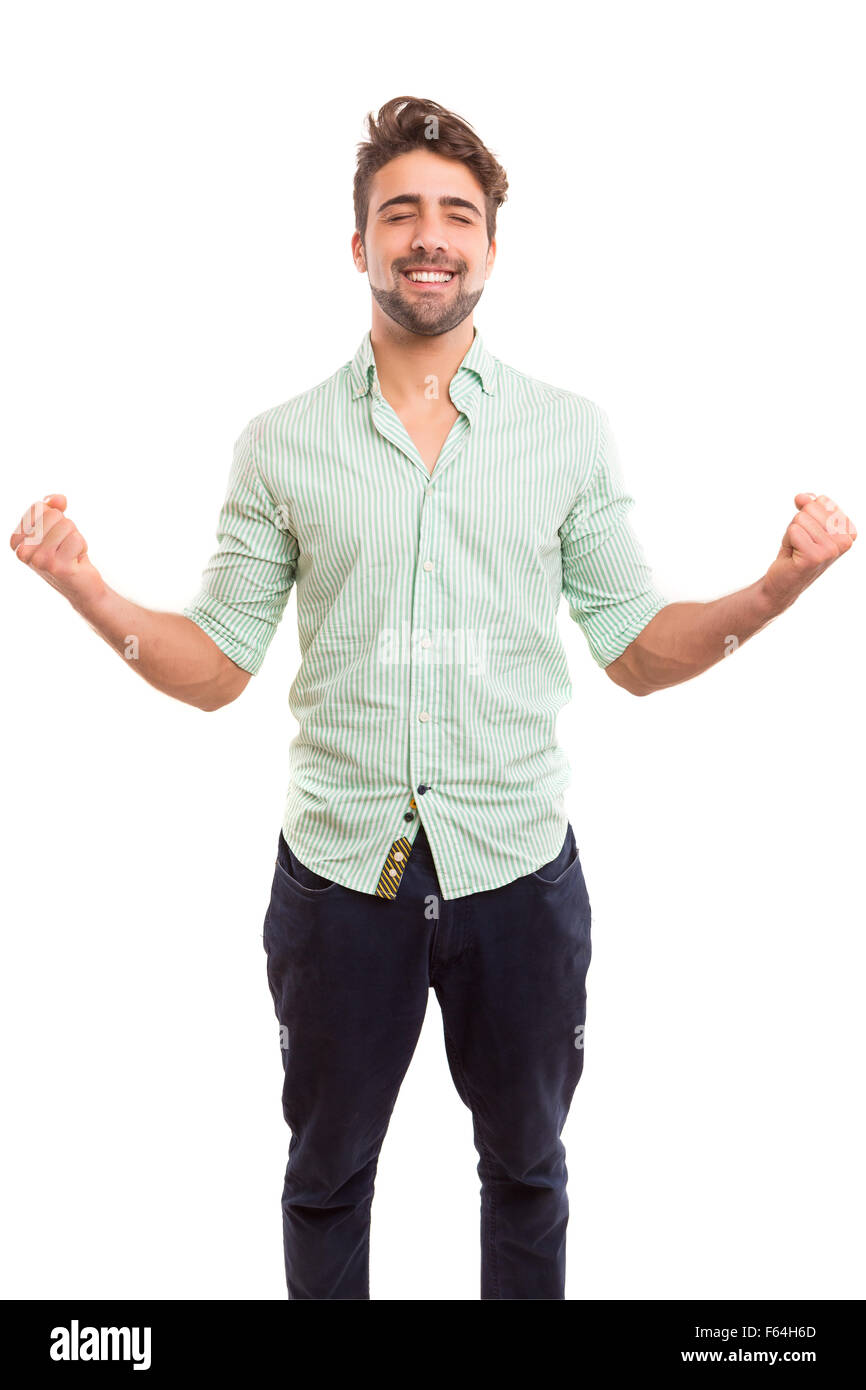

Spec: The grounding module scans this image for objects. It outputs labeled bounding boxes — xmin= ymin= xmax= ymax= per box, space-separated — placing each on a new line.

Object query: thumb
xmin=794 ymin=492 xmax=817 ymax=508
xmin=42 ymin=493 xmax=67 ymax=511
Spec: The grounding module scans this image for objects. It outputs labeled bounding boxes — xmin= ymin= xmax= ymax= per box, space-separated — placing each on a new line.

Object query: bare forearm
xmin=73 ymin=583 xmax=239 ymax=711
xmin=10 ymin=493 xmax=243 ymax=710
xmin=614 ymin=489 xmax=858 ymax=696
xmin=622 ymin=579 xmax=780 ymax=694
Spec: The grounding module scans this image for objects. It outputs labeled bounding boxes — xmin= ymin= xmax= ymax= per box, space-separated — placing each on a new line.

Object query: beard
xmin=369 ymin=269 xmax=485 ymax=337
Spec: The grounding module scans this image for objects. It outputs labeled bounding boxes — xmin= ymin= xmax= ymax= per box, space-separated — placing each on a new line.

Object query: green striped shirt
xmin=183 ymin=327 xmax=668 ymax=899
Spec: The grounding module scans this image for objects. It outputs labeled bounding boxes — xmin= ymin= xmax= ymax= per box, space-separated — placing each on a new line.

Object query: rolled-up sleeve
xmin=560 ymin=408 xmax=669 ymax=668
xmin=182 ymin=420 xmax=299 ymax=675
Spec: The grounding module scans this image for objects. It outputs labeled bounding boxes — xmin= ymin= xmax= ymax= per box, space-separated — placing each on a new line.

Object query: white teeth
xmin=406 ymin=271 xmax=453 ymax=283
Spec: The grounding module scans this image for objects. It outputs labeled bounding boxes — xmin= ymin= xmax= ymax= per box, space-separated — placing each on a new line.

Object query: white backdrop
xmin=2 ymin=0 xmax=863 ymax=1300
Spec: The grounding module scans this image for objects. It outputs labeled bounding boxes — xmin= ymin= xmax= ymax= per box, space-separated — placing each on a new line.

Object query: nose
xmin=411 ymin=218 xmax=449 ymax=256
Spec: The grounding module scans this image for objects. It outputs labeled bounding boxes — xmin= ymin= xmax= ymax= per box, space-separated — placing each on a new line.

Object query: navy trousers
xmin=262 ymin=817 xmax=592 ymax=1300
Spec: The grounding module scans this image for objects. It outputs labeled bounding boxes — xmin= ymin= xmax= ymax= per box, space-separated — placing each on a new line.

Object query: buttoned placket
xmin=368 ymin=369 xmax=477 ymax=898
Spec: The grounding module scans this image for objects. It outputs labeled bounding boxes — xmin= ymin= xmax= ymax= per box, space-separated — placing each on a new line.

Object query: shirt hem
xmin=280 ymin=814 xmax=570 ymax=901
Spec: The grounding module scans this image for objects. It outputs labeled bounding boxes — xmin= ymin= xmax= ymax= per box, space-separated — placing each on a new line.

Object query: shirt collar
xmin=349 ymin=326 xmax=498 ymax=401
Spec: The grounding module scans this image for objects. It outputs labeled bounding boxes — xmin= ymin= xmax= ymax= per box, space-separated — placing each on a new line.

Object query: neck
xmin=369 ymin=314 xmax=475 ymax=410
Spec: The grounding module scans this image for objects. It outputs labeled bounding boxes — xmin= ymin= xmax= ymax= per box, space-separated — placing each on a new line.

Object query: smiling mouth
xmin=401 ymin=270 xmax=456 ymax=288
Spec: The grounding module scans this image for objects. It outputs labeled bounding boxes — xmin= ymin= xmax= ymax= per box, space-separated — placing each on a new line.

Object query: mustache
xmin=397 ymin=263 xmax=461 ymax=274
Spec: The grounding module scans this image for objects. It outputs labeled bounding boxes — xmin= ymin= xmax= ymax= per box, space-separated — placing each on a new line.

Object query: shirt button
xmin=403 ymin=811 xmax=414 ymax=822
xmin=423 ymin=560 xmax=434 ymax=571
xmin=418 ymin=711 xmax=430 ymax=722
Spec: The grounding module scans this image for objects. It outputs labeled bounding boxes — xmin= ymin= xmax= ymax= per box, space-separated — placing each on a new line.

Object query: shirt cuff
xmin=182 ymin=600 xmax=266 ymax=676
xmin=584 ymin=590 xmax=670 ymax=669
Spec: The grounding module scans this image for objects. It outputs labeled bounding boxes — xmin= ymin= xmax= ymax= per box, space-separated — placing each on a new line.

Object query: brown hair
xmin=354 ymin=96 xmax=509 ymax=247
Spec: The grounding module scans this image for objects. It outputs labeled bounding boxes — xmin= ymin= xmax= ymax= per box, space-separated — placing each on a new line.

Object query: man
xmin=9 ymin=96 xmax=857 ymax=1301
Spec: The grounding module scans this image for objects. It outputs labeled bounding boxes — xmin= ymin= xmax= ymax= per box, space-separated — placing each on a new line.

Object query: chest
xmin=392 ymin=401 xmax=461 ymax=475
xmin=269 ymin=395 xmax=587 ymax=576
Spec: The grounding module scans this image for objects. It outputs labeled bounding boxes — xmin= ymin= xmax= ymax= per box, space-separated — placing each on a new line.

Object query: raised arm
xmin=607 ymin=492 xmax=857 ymax=695
xmin=10 ymin=493 xmax=251 ymax=711
xmin=560 ymin=407 xmax=669 ymax=692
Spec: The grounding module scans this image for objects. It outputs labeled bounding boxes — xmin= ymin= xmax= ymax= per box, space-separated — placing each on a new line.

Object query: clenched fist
xmin=762 ymin=492 xmax=857 ymax=614
xmin=9 ymin=494 xmax=106 ymax=612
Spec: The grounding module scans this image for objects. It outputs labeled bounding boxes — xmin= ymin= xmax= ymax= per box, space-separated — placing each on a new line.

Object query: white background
xmin=2 ymin=0 xmax=863 ymax=1300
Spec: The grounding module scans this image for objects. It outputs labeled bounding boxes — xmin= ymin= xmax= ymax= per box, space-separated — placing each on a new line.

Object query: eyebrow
xmin=375 ymin=193 xmax=483 ymax=219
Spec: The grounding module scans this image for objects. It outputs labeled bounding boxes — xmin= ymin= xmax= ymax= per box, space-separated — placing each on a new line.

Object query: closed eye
xmin=387 ymin=214 xmax=472 ymax=224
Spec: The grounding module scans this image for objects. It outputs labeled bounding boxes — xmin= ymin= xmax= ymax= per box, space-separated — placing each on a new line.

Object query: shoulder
xmin=493 ymin=357 xmax=610 ymax=501
xmin=494 ymin=356 xmax=606 ymax=439
xmin=247 ymin=367 xmax=344 ymax=458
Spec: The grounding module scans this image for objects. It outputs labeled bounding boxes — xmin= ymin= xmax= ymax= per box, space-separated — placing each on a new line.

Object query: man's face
xmin=352 ymin=148 xmax=496 ymax=337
